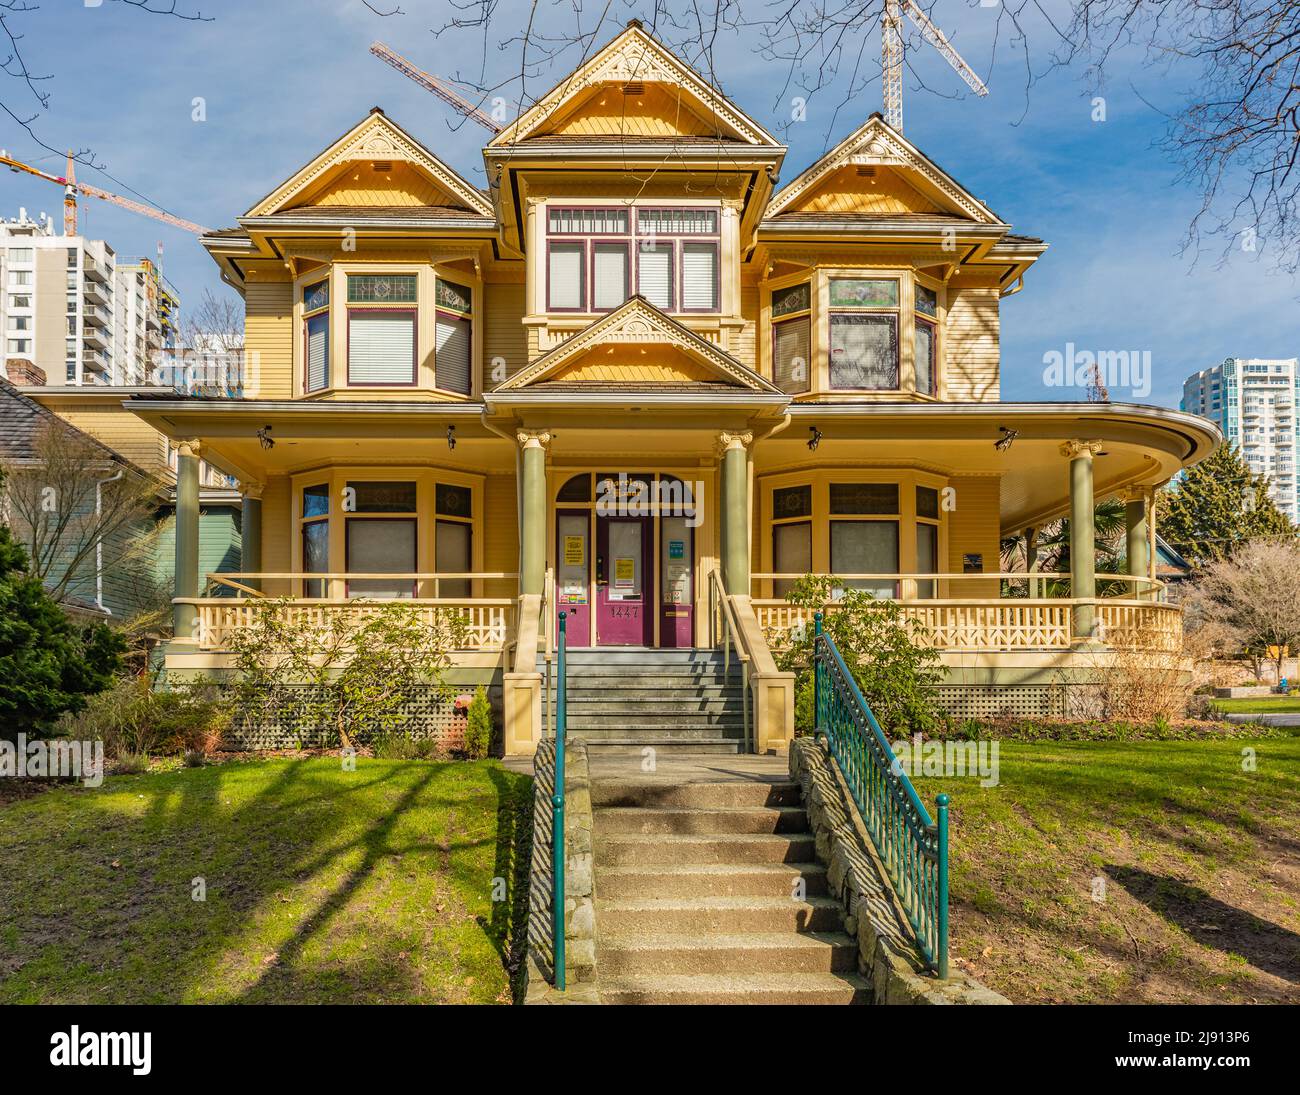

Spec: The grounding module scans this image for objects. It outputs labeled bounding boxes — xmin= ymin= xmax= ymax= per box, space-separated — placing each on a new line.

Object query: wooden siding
xmin=941 ymin=286 xmax=1000 ymax=402
xmin=244 ymin=279 xmax=295 ymax=400
xmin=482 ymin=473 xmax=518 ymax=599
xmin=539 ymin=83 xmax=729 ymax=139
xmin=787 ymin=166 xmax=943 ymax=216
xmin=483 ymin=281 xmax=528 ymax=388
xmin=156 ymin=505 xmax=243 ymax=592
xmin=298 ymin=162 xmax=465 ymax=209
xmin=49 ymin=405 xmax=170 ymax=474
xmin=260 ymin=476 xmax=293 ymax=597
xmin=946 ymin=474 xmax=1001 ymax=598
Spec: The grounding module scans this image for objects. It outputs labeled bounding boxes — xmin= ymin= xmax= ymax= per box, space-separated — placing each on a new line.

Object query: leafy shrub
xmin=60 ymin=675 xmax=232 ymax=758
xmin=371 ymin=733 xmax=444 ymax=760
xmin=182 ymin=749 xmax=206 ymax=768
xmin=928 ymin=716 xmax=1284 ymax=742
xmin=464 ymin=686 xmax=492 ymax=759
xmin=115 ymin=751 xmax=149 ymax=774
xmin=777 ymin=575 xmax=945 ymax=736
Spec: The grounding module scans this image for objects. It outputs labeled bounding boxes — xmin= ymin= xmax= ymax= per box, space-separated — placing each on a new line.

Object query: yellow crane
xmin=0 ymin=150 xmax=211 ymax=236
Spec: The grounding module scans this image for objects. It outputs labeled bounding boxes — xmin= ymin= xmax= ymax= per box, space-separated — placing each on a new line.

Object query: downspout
xmin=94 ymin=466 xmax=125 ymax=616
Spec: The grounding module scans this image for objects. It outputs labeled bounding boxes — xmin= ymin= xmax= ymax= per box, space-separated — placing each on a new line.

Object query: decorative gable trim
xmin=494 ymin=297 xmax=779 ymax=392
xmin=768 ymin=115 xmax=999 ymax=224
xmin=246 ymin=111 xmax=493 ymax=218
xmin=490 ymin=25 xmax=779 ymax=148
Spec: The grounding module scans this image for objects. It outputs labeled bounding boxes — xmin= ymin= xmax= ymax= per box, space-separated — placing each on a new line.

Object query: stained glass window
xmin=829 ymin=278 xmax=898 ymax=309
xmin=347 ymin=274 xmax=417 ymax=304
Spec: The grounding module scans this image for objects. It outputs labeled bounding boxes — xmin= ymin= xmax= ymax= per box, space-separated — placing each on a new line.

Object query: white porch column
xmin=172 ymin=440 xmax=201 ymax=641
xmin=1062 ymin=440 xmax=1103 ymax=641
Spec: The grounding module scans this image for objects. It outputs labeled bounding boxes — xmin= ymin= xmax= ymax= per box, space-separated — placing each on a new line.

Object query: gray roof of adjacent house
xmin=0 ymin=377 xmax=151 ymax=477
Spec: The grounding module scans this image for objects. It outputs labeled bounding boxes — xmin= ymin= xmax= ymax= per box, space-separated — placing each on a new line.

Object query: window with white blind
xmin=347 ymin=310 xmax=416 ymax=385
xmin=770 ymin=282 xmax=811 ymax=393
xmin=680 ymin=242 xmax=718 ymax=311
xmin=548 ymin=242 xmax=586 ymax=311
xmin=592 ymin=242 xmax=630 ymax=311
xmin=303 ymin=279 xmax=329 ymax=392
xmin=435 ymin=278 xmax=472 ymax=394
xmin=637 ymin=243 xmax=674 ymax=309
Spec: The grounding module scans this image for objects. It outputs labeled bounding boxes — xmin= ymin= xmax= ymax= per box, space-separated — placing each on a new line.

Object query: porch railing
xmin=813 ymin=614 xmax=948 ymax=978
xmin=753 ymin=573 xmax=1181 ymax=654
xmin=706 ymin=565 xmax=752 ymax=753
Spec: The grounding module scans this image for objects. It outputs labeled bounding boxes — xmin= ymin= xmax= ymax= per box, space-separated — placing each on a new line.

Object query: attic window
xmin=621 ymin=82 xmax=645 ymax=96
xmin=370 ymin=161 xmax=393 ymax=172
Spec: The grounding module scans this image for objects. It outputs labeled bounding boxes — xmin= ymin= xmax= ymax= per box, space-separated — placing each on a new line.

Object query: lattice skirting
xmin=225 ymin=685 xmax=498 ymax=750
xmin=935 ymin=684 xmax=1067 ymax=721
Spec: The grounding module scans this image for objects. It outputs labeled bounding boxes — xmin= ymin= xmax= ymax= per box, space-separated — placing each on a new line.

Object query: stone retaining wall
xmin=790 ymin=736 xmax=1009 ymax=1005
xmin=524 ymin=737 xmax=598 ymax=1004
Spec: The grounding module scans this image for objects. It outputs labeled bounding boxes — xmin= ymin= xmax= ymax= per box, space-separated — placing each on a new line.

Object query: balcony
xmin=81 ymin=325 xmax=108 ymax=350
xmin=82 ymin=255 xmax=110 ymax=283
xmin=82 ymin=303 xmax=112 ymax=328
xmin=82 ymin=348 xmax=109 ymax=374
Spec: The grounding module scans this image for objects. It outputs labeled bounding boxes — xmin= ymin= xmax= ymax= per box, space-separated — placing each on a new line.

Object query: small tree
xmin=1158 ymin=445 xmax=1294 ymax=566
xmin=464 ymin=686 xmax=493 ymax=759
xmin=225 ymin=598 xmax=469 ymax=748
xmin=1182 ymin=538 xmax=1300 ymax=685
xmin=776 ymin=574 xmax=945 ymax=736
xmin=0 ymin=523 xmax=123 ymax=737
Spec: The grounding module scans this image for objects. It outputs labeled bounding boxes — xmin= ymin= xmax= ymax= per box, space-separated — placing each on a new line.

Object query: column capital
xmin=717 ymin=430 xmax=753 ymax=454
xmin=175 ymin=439 xmax=203 ymax=459
xmin=239 ymin=480 xmax=265 ymax=500
xmin=516 ymin=429 xmax=552 ymax=450
xmin=1117 ymin=484 xmax=1151 ymax=503
xmin=1059 ymin=439 xmax=1103 ymax=461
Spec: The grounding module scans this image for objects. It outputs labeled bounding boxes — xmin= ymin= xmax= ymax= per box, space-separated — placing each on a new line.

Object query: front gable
xmin=495 ymin=297 xmax=779 ymax=392
xmin=490 ymin=23 xmax=779 ymax=148
xmin=246 ymin=110 xmax=492 ymax=218
xmin=768 ymin=115 xmax=1000 ymax=223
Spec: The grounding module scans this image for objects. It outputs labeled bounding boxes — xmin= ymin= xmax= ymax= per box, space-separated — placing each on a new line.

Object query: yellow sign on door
xmin=614 ymin=557 xmax=635 ymax=587
xmin=563 ymin=535 xmax=585 ymax=566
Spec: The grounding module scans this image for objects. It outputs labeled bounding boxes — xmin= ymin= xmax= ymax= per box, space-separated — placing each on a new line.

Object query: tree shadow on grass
xmin=1105 ymin=864 xmax=1300 ymax=984
xmin=475 ymin=765 xmax=532 ymax=1002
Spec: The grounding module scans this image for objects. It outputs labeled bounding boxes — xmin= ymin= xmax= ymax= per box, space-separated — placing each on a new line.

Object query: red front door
xmin=596 ymin=514 xmax=653 ymax=646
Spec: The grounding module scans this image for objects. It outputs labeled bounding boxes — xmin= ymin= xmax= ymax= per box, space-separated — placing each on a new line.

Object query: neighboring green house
xmin=0 ymin=377 xmax=241 ymax=623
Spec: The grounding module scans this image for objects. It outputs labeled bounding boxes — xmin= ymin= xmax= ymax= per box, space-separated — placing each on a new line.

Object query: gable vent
xmin=370 ymin=161 xmax=393 ymax=172
xmin=856 ymin=166 xmax=877 ymax=177
xmin=621 ymin=81 xmax=645 ymax=96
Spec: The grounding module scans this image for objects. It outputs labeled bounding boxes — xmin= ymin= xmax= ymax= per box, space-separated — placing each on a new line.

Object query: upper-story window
xmin=347 ymin=273 xmax=416 ymax=387
xmin=545 ymin=205 xmax=719 ymax=314
xmin=303 ymin=279 xmax=330 ymax=393
xmin=771 ymin=282 xmax=811 ymax=394
xmin=914 ymin=283 xmax=937 ymax=396
xmin=435 ymin=278 xmax=472 ymax=395
xmin=829 ymin=278 xmax=899 ymax=390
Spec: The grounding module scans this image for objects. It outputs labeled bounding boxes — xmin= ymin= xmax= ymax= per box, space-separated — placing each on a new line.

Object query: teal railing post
xmin=812 ymin=612 xmax=824 ymax=738
xmin=936 ymin=792 xmax=950 ymax=980
xmin=552 ymin=611 xmax=567 ymax=991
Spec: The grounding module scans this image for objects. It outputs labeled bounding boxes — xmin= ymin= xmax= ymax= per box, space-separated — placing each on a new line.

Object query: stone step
xmin=569 ymin=726 xmax=747 ymax=741
xmin=599 ymin=931 xmax=858 ymax=976
xmin=598 ymin=862 xmax=829 ymax=899
xmin=563 ymin=649 xmax=725 ymax=665
xmin=584 ymin=741 xmax=746 ymax=756
xmin=595 ymin=805 xmax=807 ymax=835
xmin=564 ymin=695 xmax=744 ymax=711
xmin=592 ymin=779 xmax=802 ymax=809
xmin=597 ymin=895 xmax=844 ymax=934
xmin=596 ymin=832 xmax=817 ymax=866
xmin=563 ymin=686 xmax=744 ymax=701
xmin=599 ymin=971 xmax=869 ymax=1005
xmin=566 ymin=716 xmax=746 ymax=732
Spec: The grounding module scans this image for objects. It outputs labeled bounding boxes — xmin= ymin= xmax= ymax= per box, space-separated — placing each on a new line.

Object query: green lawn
xmin=913 ymin=737 xmax=1300 ymax=1003
xmin=1211 ymin=695 xmax=1300 ymax=714
xmin=0 ymin=757 xmax=532 ymax=1004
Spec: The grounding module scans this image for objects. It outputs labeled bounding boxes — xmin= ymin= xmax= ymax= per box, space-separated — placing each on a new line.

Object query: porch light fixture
xmin=446 ymin=424 xmax=457 ymax=451
xmin=807 ymin=426 xmax=822 ymax=451
xmin=256 ymin=425 xmax=274 ymax=450
xmin=994 ymin=426 xmax=1018 ymax=452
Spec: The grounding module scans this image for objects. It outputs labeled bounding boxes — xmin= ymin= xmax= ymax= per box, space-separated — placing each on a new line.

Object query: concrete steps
xmin=592 ymin=775 xmax=868 ymax=1005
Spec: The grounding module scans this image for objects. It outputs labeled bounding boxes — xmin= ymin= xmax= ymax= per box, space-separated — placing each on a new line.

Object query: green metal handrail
xmin=813 ymin=613 xmax=949 ymax=978
xmin=551 ymin=611 xmax=568 ymax=991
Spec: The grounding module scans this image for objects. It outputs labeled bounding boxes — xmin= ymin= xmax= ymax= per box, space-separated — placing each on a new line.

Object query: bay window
xmin=434 ymin=482 xmax=473 ymax=597
xmin=547 ymin=241 xmax=586 ymax=311
xmin=347 ymin=274 xmax=416 ymax=386
xmin=771 ymin=484 xmax=812 ymax=598
xmin=592 ymin=242 xmax=630 ymax=311
xmin=771 ymin=282 xmax=811 ymax=394
xmin=829 ymin=482 xmax=899 ymax=598
xmin=303 ymin=279 xmax=329 ymax=392
xmin=435 ymin=278 xmax=472 ymax=395
xmin=636 ymin=242 xmax=674 ymax=309
xmin=301 ymin=484 xmax=329 ymax=597
xmin=829 ymin=278 xmax=899 ymax=390
xmin=914 ymin=282 xmax=938 ymax=396
xmin=916 ymin=484 xmax=941 ymax=598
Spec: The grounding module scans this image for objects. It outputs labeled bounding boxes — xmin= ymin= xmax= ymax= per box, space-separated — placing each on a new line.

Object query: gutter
xmin=94 ymin=466 xmax=125 ymax=616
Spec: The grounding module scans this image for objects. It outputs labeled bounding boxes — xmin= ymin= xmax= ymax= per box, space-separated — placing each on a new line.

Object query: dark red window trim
xmin=678 ymin=239 xmax=720 ymax=314
xmin=546 ymin=240 xmax=587 ymax=312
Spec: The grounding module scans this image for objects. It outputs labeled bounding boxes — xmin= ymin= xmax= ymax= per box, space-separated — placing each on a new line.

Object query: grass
xmin=0 ymin=757 xmax=532 ymax=1004
xmin=912 ymin=737 xmax=1300 ymax=1003
xmin=1211 ymin=695 xmax=1300 ymax=714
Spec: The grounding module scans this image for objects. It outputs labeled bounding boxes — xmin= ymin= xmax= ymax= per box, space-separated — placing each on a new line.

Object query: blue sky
xmin=2 ymin=0 xmax=1296 ymax=406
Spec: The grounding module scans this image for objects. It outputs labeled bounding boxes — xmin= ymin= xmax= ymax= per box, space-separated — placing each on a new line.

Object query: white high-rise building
xmin=1181 ymin=357 xmax=1299 ymax=523
xmin=0 ymin=209 xmax=179 ymax=387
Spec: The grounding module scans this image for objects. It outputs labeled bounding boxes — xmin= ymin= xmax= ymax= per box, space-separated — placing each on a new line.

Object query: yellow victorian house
xmin=129 ymin=23 xmax=1219 ymax=755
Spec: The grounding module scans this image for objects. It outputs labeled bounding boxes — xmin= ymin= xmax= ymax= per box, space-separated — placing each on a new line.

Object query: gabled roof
xmin=0 ymin=377 xmax=150 ymax=477
xmin=766 ymin=114 xmax=1002 ymax=224
xmin=245 ymin=109 xmax=493 ymax=219
xmin=493 ymin=296 xmax=780 ymax=393
xmin=490 ymin=22 xmax=780 ymax=148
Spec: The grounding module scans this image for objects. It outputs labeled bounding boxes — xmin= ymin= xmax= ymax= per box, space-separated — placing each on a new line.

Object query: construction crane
xmin=0 ymin=150 xmax=211 ymax=236
xmin=883 ymin=0 xmax=988 ymax=132
xmin=370 ymin=41 xmax=501 ymax=133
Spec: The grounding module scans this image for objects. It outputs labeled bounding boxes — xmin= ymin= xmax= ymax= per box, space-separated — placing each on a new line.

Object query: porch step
xmin=566 ymin=713 xmax=747 ymax=730
xmin=598 ymin=862 xmax=829 ymax=899
xmin=599 ymin=933 xmax=859 ymax=976
xmin=598 ymin=971 xmax=869 ymax=1005
xmin=595 ymin=832 xmax=817 ymax=866
xmin=596 ymin=895 xmax=846 ymax=934
xmin=564 ymin=649 xmax=725 ymax=665
xmin=584 ymin=740 xmax=746 ymax=756
xmin=592 ymin=779 xmax=802 ymax=808
xmin=596 ymin=805 xmax=808 ymax=835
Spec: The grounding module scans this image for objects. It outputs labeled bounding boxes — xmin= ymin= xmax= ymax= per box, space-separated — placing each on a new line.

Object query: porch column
xmin=240 ymin=481 xmax=263 ymax=591
xmin=173 ymin=440 xmax=201 ymax=640
xmin=719 ymin=431 xmax=752 ymax=594
xmin=1122 ymin=487 xmax=1151 ymax=600
xmin=518 ymin=429 xmax=551 ymax=596
xmin=1062 ymin=440 xmax=1103 ymax=641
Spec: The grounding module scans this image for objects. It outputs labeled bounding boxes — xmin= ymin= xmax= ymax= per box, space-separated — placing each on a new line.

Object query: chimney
xmin=7 ymin=359 xmax=47 ymax=386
